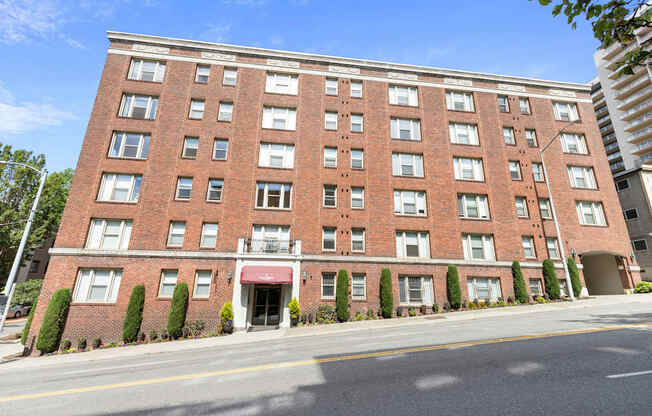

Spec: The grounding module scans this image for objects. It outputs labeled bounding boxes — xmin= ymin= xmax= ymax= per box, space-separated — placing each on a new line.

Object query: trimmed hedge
xmin=380 ymin=268 xmax=393 ymax=318
xmin=166 ymin=283 xmax=188 ymax=339
xmin=446 ymin=265 xmax=461 ymax=310
xmin=20 ymin=298 xmax=37 ymax=345
xmin=567 ymin=257 xmax=582 ymax=298
xmin=512 ymin=261 xmax=528 ymax=303
xmin=122 ymin=285 xmax=145 ymax=343
xmin=36 ymin=289 xmax=71 ymax=353
xmin=336 ymin=269 xmax=350 ymax=322
xmin=543 ymin=259 xmax=561 ymax=300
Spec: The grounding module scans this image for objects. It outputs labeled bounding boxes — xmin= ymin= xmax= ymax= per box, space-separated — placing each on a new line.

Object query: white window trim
xmin=509 ymin=161 xmax=522 ymax=180
xmin=522 ymin=236 xmax=536 ymax=259
xmin=350 ymin=81 xmax=363 ymax=98
xmin=393 ymin=153 xmax=424 ymax=177
xmin=532 ymin=163 xmax=545 ymax=182
xmin=195 ymin=65 xmax=210 ymax=83
xmin=351 ymin=114 xmax=364 ymax=133
xmin=394 ymin=190 xmax=427 ymax=216
xmin=262 ymin=106 xmax=297 ymax=130
xmin=324 ymin=147 xmax=338 ymax=168
xmin=213 ymin=139 xmax=229 ymax=161
xmin=391 ymin=118 xmax=421 ymax=141
xmin=389 ymin=85 xmax=418 ymax=107
xmin=458 ymin=194 xmax=490 ymax=220
xmin=325 ymin=112 xmax=338 ymax=130
xmin=259 ymin=142 xmax=295 ymax=169
xmin=109 ymin=132 xmax=150 ymax=160
xmin=128 ymin=59 xmax=165 ymax=82
xmin=351 ymin=187 xmax=364 ymax=210
xmin=73 ymin=269 xmax=122 ymax=304
xmin=256 ymin=182 xmax=292 ymax=210
xmin=546 ymin=237 xmax=561 ymax=259
xmin=576 ymin=201 xmax=607 ymax=226
xmin=98 ymin=173 xmax=141 ymax=203
xmin=539 ymin=199 xmax=553 ymax=219
xmin=322 ymin=228 xmax=336 ymax=252
xmin=206 ymin=179 xmax=224 ymax=202
xmin=192 ymin=270 xmax=212 ymax=298
xmin=560 ymin=133 xmax=588 ymax=155
xmin=398 ymin=276 xmax=434 ymax=306
xmin=515 ymin=197 xmax=529 ymax=218
xmin=453 ymin=157 xmax=485 ymax=182
xmin=351 ymin=229 xmax=365 ymax=253
xmin=396 ymin=231 xmax=431 ymax=258
xmin=446 ymin=91 xmax=474 ymax=112
xmin=567 ymin=166 xmax=597 ymax=189
xmin=351 ymin=274 xmax=366 ymax=300
xmin=503 ymin=127 xmax=515 ymax=145
xmin=498 ymin=96 xmax=510 ymax=112
xmin=218 ymin=102 xmax=233 ymax=122
xmin=525 ymin=129 xmax=538 ymax=147
xmin=265 ymin=72 xmax=299 ymax=95
xmin=321 ymin=273 xmax=336 ymax=299
xmin=325 ymin=78 xmax=338 ymax=96
xmin=189 ymin=100 xmax=205 ymax=120
xmin=462 ymin=233 xmax=496 ymax=261
xmin=158 ymin=270 xmax=178 ymax=298
xmin=467 ymin=277 xmax=502 ymax=302
xmin=519 ymin=98 xmax=531 ymax=115
xmin=175 ymin=177 xmax=193 ymax=200
xmin=449 ymin=122 xmax=479 ymax=146
xmin=86 ymin=219 xmax=133 ymax=250
xmin=553 ymin=102 xmax=579 ymax=122
xmin=323 ymin=185 xmax=337 ymax=208
xmin=167 ymin=222 xmax=186 ymax=247
xmin=182 ymin=137 xmax=199 ymax=159
xmin=223 ymin=68 xmax=237 ymax=86
xmin=351 ymin=149 xmax=364 ymax=169
xmin=200 ymin=223 xmax=219 ymax=248
xmin=119 ymin=93 xmax=158 ymax=120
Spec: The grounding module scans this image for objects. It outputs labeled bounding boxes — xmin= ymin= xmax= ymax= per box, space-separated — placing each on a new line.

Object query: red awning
xmin=241 ymin=266 xmax=293 ymax=284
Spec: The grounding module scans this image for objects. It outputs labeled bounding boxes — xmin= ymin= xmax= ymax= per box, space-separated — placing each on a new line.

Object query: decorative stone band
xmin=201 ymin=51 xmax=236 ymax=61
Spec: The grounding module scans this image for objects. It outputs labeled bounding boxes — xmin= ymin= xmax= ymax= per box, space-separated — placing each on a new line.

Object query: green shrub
xmin=77 ymin=337 xmax=87 ymax=350
xmin=432 ymin=303 xmax=439 ymax=313
xmin=61 ymin=339 xmax=72 ymax=350
xmin=408 ymin=308 xmax=416 ymax=317
xmin=446 ymin=265 xmax=462 ymax=309
xmin=336 ymin=269 xmax=349 ymax=322
xmin=542 ymin=259 xmax=561 ymax=300
xmin=567 ymin=257 xmax=583 ymax=298
xmin=36 ymin=289 xmax=71 ymax=353
xmin=367 ymin=308 xmax=374 ymax=319
xmin=511 ymin=261 xmax=528 ymax=304
xmin=317 ymin=305 xmax=336 ymax=322
xmin=122 ymin=285 xmax=145 ymax=343
xmin=20 ymin=298 xmax=37 ymax=345
xmin=92 ymin=337 xmax=102 ymax=349
xmin=634 ymin=281 xmax=652 ymax=293
xmin=166 ymin=283 xmax=189 ymax=339
xmin=354 ymin=312 xmax=364 ymax=321
xmin=220 ymin=302 xmax=234 ymax=321
xmin=380 ymin=268 xmax=393 ymax=318
xmin=288 ymin=297 xmax=300 ymax=319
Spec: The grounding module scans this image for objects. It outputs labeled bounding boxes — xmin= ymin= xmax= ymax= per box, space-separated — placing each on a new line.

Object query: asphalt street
xmin=1 ymin=300 xmax=651 ymax=415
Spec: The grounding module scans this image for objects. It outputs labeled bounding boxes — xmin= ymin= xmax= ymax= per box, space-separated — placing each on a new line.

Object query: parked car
xmin=6 ymin=304 xmax=31 ymax=319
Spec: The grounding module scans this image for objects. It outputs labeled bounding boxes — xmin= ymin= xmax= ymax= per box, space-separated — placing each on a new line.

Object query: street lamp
xmin=539 ymin=119 xmax=580 ymax=301
xmin=0 ymin=161 xmax=48 ymax=332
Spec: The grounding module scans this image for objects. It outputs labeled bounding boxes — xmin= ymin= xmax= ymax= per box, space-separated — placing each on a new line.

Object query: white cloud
xmin=0 ymin=0 xmax=63 ymax=44
xmin=200 ymin=23 xmax=232 ymax=43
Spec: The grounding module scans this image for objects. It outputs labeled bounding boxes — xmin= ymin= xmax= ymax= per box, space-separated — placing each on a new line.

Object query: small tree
xmin=122 ymin=285 xmax=145 ymax=343
xmin=447 ymin=265 xmax=462 ymax=310
xmin=336 ymin=269 xmax=349 ymax=322
xmin=36 ymin=289 xmax=71 ymax=353
xmin=21 ymin=298 xmax=37 ymax=345
xmin=380 ymin=268 xmax=393 ymax=318
xmin=220 ymin=302 xmax=234 ymax=322
xmin=567 ymin=257 xmax=582 ymax=298
xmin=166 ymin=283 xmax=188 ymax=339
xmin=543 ymin=259 xmax=561 ymax=300
xmin=288 ymin=297 xmax=300 ymax=320
xmin=512 ymin=261 xmax=528 ymax=304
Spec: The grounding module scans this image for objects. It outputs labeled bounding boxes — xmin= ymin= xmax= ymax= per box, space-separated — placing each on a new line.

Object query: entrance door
xmin=252 ymin=286 xmax=281 ymax=327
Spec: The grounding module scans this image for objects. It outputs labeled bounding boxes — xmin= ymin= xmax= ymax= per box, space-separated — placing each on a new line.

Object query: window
xmin=189 ymin=100 xmax=205 ymax=119
xmin=624 ymin=208 xmax=639 ymax=221
xmin=351 ymin=81 xmax=362 ymax=98
xmin=223 ymin=68 xmax=237 ymax=86
xmin=193 ymin=270 xmax=212 ymax=298
xmin=396 ymin=231 xmax=430 ymax=258
xmin=462 ymin=234 xmax=495 ymax=260
xmin=321 ymin=272 xmax=336 ymax=298
xmin=553 ymin=102 xmax=579 ymax=121
xmin=453 ymin=157 xmax=484 ymax=181
xmin=256 ymin=182 xmax=292 ymax=209
xmin=128 ymin=59 xmax=165 ymax=82
xmin=324 ymin=147 xmax=337 ymax=168
xmin=389 ymin=85 xmax=418 ymax=106
xmin=325 ymin=112 xmax=338 ymax=130
xmin=532 ymin=163 xmax=544 ymax=182
xmin=175 ymin=177 xmax=193 ymax=200
xmin=633 ymin=239 xmax=648 ymax=251
xmin=195 ymin=65 xmax=210 ymax=83
xmin=515 ymin=197 xmax=529 ymax=218
xmin=525 ymin=129 xmax=537 ymax=147
xmin=399 ymin=276 xmax=434 ymax=305
xmin=109 ymin=132 xmax=150 ymax=159
xmin=351 ymin=187 xmax=364 ymax=209
xmin=182 ymin=137 xmax=199 ymax=158
xmin=98 ymin=173 xmax=142 ymax=203
xmin=262 ymin=106 xmax=296 ymax=130
xmin=446 ymin=91 xmax=474 ymax=112
xmin=458 ymin=194 xmax=490 ymax=219
xmin=352 ymin=274 xmax=366 ymax=299
xmin=539 ymin=198 xmax=552 ymax=219
xmin=509 ymin=161 xmax=522 ymax=180
xmin=351 ymin=149 xmax=364 ymax=169
xmin=29 ymin=261 xmax=39 ymax=273
xmin=394 ymin=190 xmax=427 ymax=216
xmin=503 ymin=127 xmax=515 ymax=145
xmin=259 ymin=143 xmax=295 ymax=169
xmin=218 ymin=102 xmax=233 ymax=122
xmin=213 ymin=139 xmax=228 ymax=160
xmin=167 ymin=221 xmax=186 ymax=247
xmin=449 ymin=122 xmax=479 ymax=145
xmin=206 ymin=179 xmax=224 ymax=202
xmin=616 ymin=179 xmax=630 ymax=191
xmin=351 ymin=114 xmax=363 ymax=132
xmin=568 ymin=166 xmax=597 ymax=189
xmin=529 ymin=279 xmax=543 ymax=296
xmin=560 ymin=133 xmax=588 ymax=155
xmin=265 ymin=73 xmax=299 ymax=95
xmin=159 ymin=270 xmax=178 ymax=298
xmin=200 ymin=223 xmax=218 ymax=248
xmin=519 ymin=98 xmax=531 ymax=115
xmin=392 ymin=153 xmax=424 ymax=177
xmin=325 ymin=78 xmax=338 ymax=95
xmin=498 ymin=96 xmax=509 ymax=112
xmin=323 ymin=185 xmax=337 ymax=207
xmin=391 ymin=118 xmax=421 ymax=140
xmin=119 ymin=94 xmax=158 ymax=119
xmin=522 ymin=236 xmax=536 ymax=258
xmin=467 ymin=277 xmax=502 ymax=302
xmin=546 ymin=237 xmax=560 ymax=259
xmin=251 ymin=225 xmax=291 ymax=253
xmin=322 ymin=227 xmax=336 ymax=251
xmin=351 ymin=229 xmax=365 ymax=252
xmin=73 ymin=269 xmax=122 ymax=303
xmin=86 ymin=219 xmax=133 ymax=250
xmin=576 ymin=201 xmax=606 ymax=226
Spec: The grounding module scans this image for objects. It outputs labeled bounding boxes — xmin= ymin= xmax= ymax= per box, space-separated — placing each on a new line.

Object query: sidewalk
xmin=3 ymin=294 xmax=650 ymax=370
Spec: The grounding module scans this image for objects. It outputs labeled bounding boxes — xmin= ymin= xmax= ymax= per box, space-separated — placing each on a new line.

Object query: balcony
xmin=615 ymin=75 xmax=650 ymax=100
xmin=600 ymin=123 xmax=614 ymax=135
xmin=611 ymin=67 xmax=647 ymax=90
xmin=618 ymin=85 xmax=652 ymax=110
xmin=595 ymin=105 xmax=609 ymax=117
xmin=610 ymin=160 xmax=625 ymax=172
xmin=633 ymin=138 xmax=652 ymax=155
xmin=604 ymin=141 xmax=620 ymax=153
xmin=602 ymin=132 xmax=617 ymax=144
xmin=625 ymin=111 xmax=652 ymax=132
xmin=607 ymin=151 xmax=622 ymax=161
xmin=622 ymin=97 xmax=652 ymax=120
xmin=597 ymin=113 xmax=611 ymax=126
xmin=239 ymin=238 xmax=301 ymax=256
xmin=602 ymin=41 xmax=626 ymax=60
xmin=593 ymin=95 xmax=606 ymax=108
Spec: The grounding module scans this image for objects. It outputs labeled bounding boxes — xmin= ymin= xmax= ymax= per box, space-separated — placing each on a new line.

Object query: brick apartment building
xmin=27 ymin=31 xmax=641 ymax=343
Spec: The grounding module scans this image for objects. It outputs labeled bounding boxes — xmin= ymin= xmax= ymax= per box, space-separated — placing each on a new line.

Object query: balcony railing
xmin=622 ymin=97 xmax=652 ymax=119
xmin=602 ymin=132 xmax=617 ymax=143
xmin=604 ymin=142 xmax=620 ymax=153
xmin=626 ymin=111 xmax=652 ymax=131
xmin=597 ymin=113 xmax=611 ymax=124
xmin=600 ymin=123 xmax=614 ymax=134
xmin=629 ymin=124 xmax=652 ymax=142
xmin=610 ymin=161 xmax=625 ymax=171
xmin=618 ymin=85 xmax=652 ymax=109
xmin=607 ymin=151 xmax=622 ymax=161
xmin=595 ymin=106 xmax=609 ymax=117
xmin=243 ymin=238 xmax=295 ymax=254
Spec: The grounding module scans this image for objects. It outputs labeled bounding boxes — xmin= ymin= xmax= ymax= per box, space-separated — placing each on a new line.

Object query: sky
xmin=0 ymin=0 xmax=602 ymax=172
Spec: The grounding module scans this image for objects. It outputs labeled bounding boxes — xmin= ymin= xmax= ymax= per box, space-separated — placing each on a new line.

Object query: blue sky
xmin=0 ymin=0 xmax=601 ymax=172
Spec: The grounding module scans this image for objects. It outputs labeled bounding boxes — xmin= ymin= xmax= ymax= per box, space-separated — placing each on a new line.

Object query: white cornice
xmin=107 ymin=31 xmax=590 ymax=93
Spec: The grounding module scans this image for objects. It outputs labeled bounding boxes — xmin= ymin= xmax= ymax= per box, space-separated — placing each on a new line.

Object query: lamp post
xmin=539 ymin=119 xmax=579 ymax=301
xmin=0 ymin=161 xmax=48 ymax=333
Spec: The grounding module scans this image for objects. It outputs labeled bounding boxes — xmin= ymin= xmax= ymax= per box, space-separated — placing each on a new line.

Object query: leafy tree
xmin=542 ymin=259 xmax=561 ymax=300
xmin=36 ymin=289 xmax=71 ymax=353
xmin=535 ymin=0 xmax=652 ymax=75
xmin=446 ymin=265 xmax=462 ymax=310
xmin=511 ymin=261 xmax=529 ymax=303
xmin=380 ymin=268 xmax=393 ymax=318
xmin=567 ymin=257 xmax=583 ymax=298
xmin=166 ymin=283 xmax=188 ymax=339
xmin=122 ymin=285 xmax=145 ymax=343
xmin=336 ymin=269 xmax=349 ymax=322
xmin=11 ymin=279 xmax=42 ymax=306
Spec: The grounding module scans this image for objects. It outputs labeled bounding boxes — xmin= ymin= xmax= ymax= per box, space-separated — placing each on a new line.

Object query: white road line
xmin=61 ymin=359 xmax=182 ymax=376
xmin=606 ymin=369 xmax=652 ymax=379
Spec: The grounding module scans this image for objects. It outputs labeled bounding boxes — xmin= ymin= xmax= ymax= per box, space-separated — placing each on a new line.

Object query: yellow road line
xmin=2 ymin=321 xmax=651 ymax=403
